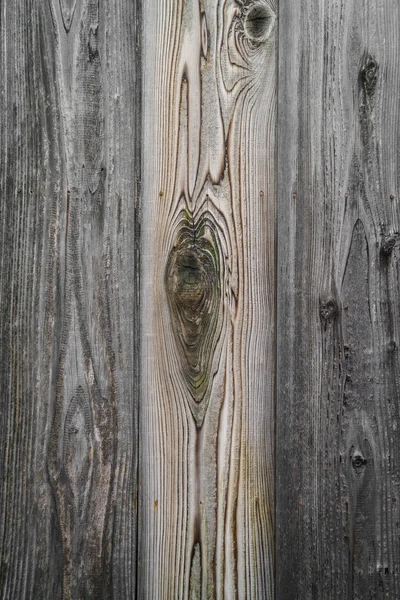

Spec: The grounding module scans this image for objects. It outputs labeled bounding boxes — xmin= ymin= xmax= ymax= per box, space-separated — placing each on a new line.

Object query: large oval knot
xmin=165 ymin=212 xmax=223 ymax=424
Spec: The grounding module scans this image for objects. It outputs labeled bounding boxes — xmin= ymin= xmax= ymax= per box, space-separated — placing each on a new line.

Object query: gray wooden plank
xmin=0 ymin=0 xmax=140 ymax=597
xmin=139 ymin=0 xmax=276 ymax=598
xmin=277 ymin=0 xmax=400 ymax=597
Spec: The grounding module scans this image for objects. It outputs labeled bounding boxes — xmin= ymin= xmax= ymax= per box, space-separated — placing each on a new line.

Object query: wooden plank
xmin=0 ymin=0 xmax=140 ymax=597
xmin=277 ymin=0 xmax=400 ymax=597
xmin=139 ymin=0 xmax=276 ymax=598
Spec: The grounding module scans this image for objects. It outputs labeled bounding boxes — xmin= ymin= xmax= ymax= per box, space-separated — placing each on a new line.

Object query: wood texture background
xmin=2 ymin=0 xmax=400 ymax=597
xmin=140 ymin=0 xmax=276 ymax=598
xmin=0 ymin=0 xmax=140 ymax=597
xmin=277 ymin=0 xmax=400 ymax=598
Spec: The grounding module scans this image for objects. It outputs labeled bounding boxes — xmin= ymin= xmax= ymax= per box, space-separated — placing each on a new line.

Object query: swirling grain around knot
xmin=165 ymin=210 xmax=224 ymax=426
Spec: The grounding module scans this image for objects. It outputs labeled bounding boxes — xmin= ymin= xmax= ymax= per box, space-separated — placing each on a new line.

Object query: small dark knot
xmin=351 ymin=450 xmax=367 ymax=474
xmin=360 ymin=54 xmax=379 ymax=97
xmin=381 ymin=236 xmax=396 ymax=255
xmin=319 ymin=298 xmax=339 ymax=323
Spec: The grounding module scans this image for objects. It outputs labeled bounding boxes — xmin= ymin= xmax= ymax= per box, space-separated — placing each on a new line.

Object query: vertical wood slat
xmin=140 ymin=0 xmax=276 ymax=598
xmin=277 ymin=0 xmax=400 ymax=597
xmin=0 ymin=0 xmax=140 ymax=597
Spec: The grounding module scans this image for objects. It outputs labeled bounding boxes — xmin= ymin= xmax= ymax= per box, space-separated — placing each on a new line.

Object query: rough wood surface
xmin=7 ymin=0 xmax=400 ymax=596
xmin=277 ymin=0 xmax=400 ymax=598
xmin=0 ymin=0 xmax=140 ymax=597
xmin=139 ymin=0 xmax=276 ymax=598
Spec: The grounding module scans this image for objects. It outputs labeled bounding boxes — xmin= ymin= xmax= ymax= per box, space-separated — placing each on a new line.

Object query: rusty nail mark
xmin=154 ymin=499 xmax=158 ymax=508
xmin=392 ymin=497 xmax=397 ymax=503
xmin=292 ymin=192 xmax=297 ymax=199
xmin=391 ymin=194 xmax=395 ymax=200
xmin=159 ymin=191 xmax=163 ymax=198
xmin=345 ymin=193 xmax=348 ymax=199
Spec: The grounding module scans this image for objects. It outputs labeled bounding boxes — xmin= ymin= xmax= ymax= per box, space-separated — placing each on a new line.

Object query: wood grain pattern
xmin=277 ymin=0 xmax=400 ymax=597
xmin=0 ymin=0 xmax=140 ymax=597
xmin=140 ymin=0 xmax=276 ymax=598
xmin=7 ymin=0 xmax=400 ymax=595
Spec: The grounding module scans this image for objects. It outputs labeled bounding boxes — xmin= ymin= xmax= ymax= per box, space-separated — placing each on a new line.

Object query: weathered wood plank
xmin=140 ymin=0 xmax=276 ymax=598
xmin=277 ymin=0 xmax=400 ymax=597
xmin=0 ymin=0 xmax=140 ymax=597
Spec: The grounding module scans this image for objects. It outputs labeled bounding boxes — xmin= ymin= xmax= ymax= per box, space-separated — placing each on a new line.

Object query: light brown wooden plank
xmin=139 ymin=1 xmax=276 ymax=597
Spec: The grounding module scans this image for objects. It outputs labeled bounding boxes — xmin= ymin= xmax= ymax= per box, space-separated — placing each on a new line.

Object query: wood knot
xmin=381 ymin=236 xmax=396 ymax=255
xmin=244 ymin=3 xmax=275 ymax=43
xmin=168 ymin=248 xmax=214 ymax=313
xmin=165 ymin=212 xmax=223 ymax=424
xmin=360 ymin=53 xmax=379 ymax=97
xmin=351 ymin=449 xmax=367 ymax=475
xmin=319 ymin=298 xmax=339 ymax=323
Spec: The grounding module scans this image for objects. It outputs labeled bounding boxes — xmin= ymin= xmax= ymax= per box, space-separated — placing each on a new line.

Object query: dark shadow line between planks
xmin=134 ymin=0 xmax=142 ymax=598
xmin=274 ymin=4 xmax=279 ymax=599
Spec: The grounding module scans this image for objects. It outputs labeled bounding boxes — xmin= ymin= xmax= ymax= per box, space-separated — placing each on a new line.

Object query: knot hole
xmin=244 ymin=3 xmax=275 ymax=42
